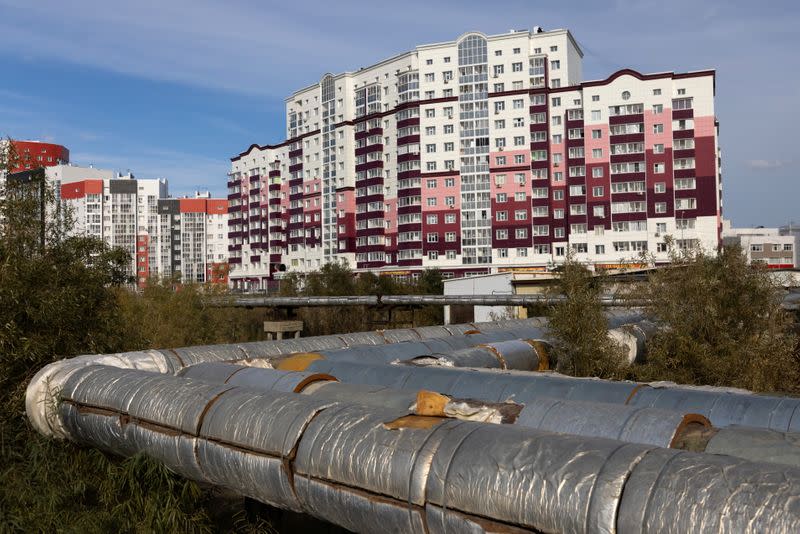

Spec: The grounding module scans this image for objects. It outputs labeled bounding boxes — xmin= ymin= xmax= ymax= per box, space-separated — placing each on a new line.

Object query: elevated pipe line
xmin=44 ymin=365 xmax=800 ymax=532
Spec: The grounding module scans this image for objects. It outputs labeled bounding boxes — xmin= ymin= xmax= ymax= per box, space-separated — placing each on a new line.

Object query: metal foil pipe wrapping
xmin=423 ymin=346 xmax=503 ymax=369
xmin=628 ymin=385 xmax=800 ymax=432
xmin=179 ymin=364 xmax=333 ymax=393
xmin=705 ymin=426 xmax=800 ymax=468
xmin=301 ymin=381 xmax=418 ymax=411
xmin=617 ymin=447 xmax=800 ymax=532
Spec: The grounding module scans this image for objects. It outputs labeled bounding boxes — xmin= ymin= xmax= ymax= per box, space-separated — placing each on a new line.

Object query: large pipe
xmin=48 ymin=365 xmax=800 ymax=533
xmin=178 ymin=363 xmax=703 ymax=449
xmin=304 ymin=360 xmax=800 ymax=433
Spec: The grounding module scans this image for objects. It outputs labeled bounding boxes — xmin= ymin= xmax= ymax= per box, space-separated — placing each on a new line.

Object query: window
xmin=653 ymin=163 xmax=665 ymax=174
xmin=514 ymin=191 xmax=526 ymax=201
xmin=513 ymin=98 xmax=524 ymax=109
xmin=427 ymin=197 xmax=437 ymax=207
xmin=592 ymin=186 xmax=604 ymax=197
xmin=426 ymin=144 xmax=436 ymax=153
xmin=653 ymin=88 xmax=662 ymax=96
xmin=677 ymin=88 xmax=686 ymax=95
xmin=443 ymin=71 xmax=453 ymax=82
xmin=444 ymin=142 xmax=454 ymax=151
xmin=550 ymin=45 xmax=558 ymax=52
xmin=552 ymin=97 xmax=561 ymax=107
xmin=532 ymin=206 xmax=547 ymax=218
xmin=427 ymin=233 xmax=438 ymax=243
xmin=514 ymin=136 xmax=525 ymax=146
xmin=514 ymin=210 xmax=528 ymax=221
xmin=675 ymin=198 xmax=696 ymax=210
xmin=425 ymin=73 xmax=435 ymax=82
xmin=512 ymin=62 xmax=523 ymax=72
xmin=751 ymin=244 xmax=763 ymax=252
xmin=496 ymin=229 xmax=508 ymax=240
xmin=427 ymin=179 xmax=437 ymax=188
xmin=552 ymin=116 xmax=562 ymax=126
xmin=494 ymin=82 xmax=505 ymax=92
xmin=426 ymin=108 xmax=436 ymax=118
xmin=555 ymin=228 xmax=565 ymax=239
xmin=445 ymin=232 xmax=456 ymax=242
xmin=652 ymin=104 xmax=663 ymax=114
xmin=552 ymin=134 xmax=562 ymax=143
xmin=444 ymin=177 xmax=455 ymax=187
xmin=426 ymin=161 xmax=437 ymax=171
xmin=570 ymin=204 xmax=586 ymax=215
xmin=655 ymin=202 xmax=667 ymax=214
xmin=445 ymin=213 xmax=456 ymax=223
xmin=513 ymin=117 xmax=525 ymax=127
xmin=514 ymin=154 xmax=525 ymax=164
xmin=571 ymin=224 xmax=587 ymax=235
xmin=426 ymin=59 xmax=433 ymax=65
xmin=495 ymin=174 xmax=506 ymax=185
xmin=592 ymin=148 xmax=602 ymax=158
xmin=495 ymin=138 xmax=506 ymax=148
xmin=444 ymin=56 xmax=450 ymax=63
xmin=592 ymin=95 xmax=600 ymax=102
xmin=591 ymin=110 xmax=601 ymax=121
xmin=653 ymin=123 xmax=664 ymax=134
xmin=553 ymin=208 xmax=564 ymax=219
xmin=496 ymin=210 xmax=508 ymax=221
xmin=657 ymin=242 xmax=668 ymax=252
xmin=494 ymin=50 xmax=502 ymax=56
xmin=592 ymin=167 xmax=604 ymax=178
xmin=553 ymin=190 xmax=564 ymax=200
xmin=444 ymin=124 xmax=454 ymax=134
xmin=496 ymin=192 xmax=507 ymax=203
xmin=654 ymin=182 xmax=666 ymax=193
xmin=550 ymin=60 xmax=560 ymax=70
xmin=593 ymin=205 xmax=605 ymax=217
xmin=428 ymin=251 xmax=438 ymax=260
xmin=494 ymin=101 xmax=505 ymax=113
xmin=493 ymin=64 xmax=504 ymax=76
xmin=426 ymin=126 xmax=436 ymax=135
xmin=533 ymin=225 xmax=549 ymax=236
xmin=654 ymin=143 xmax=665 ymax=154
xmin=498 ymin=248 xmax=509 ymax=258
xmin=426 ymin=214 xmax=438 ymax=224
xmin=445 ymin=196 xmax=455 ymax=206
xmin=591 ymin=129 xmax=602 ymax=140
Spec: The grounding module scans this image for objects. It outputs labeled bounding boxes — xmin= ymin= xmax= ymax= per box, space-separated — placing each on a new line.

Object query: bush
xmin=547 ymin=257 xmax=625 ymax=378
xmin=632 ymin=244 xmax=800 ymax=393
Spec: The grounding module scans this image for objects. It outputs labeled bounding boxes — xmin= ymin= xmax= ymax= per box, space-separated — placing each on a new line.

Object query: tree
xmin=547 ymin=256 xmax=625 ymax=377
xmin=633 ymin=244 xmax=799 ymax=393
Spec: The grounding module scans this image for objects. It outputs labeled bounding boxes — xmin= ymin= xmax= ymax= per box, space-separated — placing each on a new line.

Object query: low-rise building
xmin=722 ymin=221 xmax=795 ymax=269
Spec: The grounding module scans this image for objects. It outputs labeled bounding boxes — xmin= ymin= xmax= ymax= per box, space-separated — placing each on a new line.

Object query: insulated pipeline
xmin=45 ymin=365 xmax=800 ymax=533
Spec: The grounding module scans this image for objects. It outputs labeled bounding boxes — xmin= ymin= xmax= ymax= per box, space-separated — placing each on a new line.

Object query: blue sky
xmin=0 ymin=0 xmax=798 ymax=225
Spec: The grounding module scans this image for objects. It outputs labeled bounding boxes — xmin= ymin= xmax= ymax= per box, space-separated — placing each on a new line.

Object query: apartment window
xmin=498 ymin=248 xmax=509 ymax=258
xmin=426 ymin=162 xmax=437 ymax=171
xmin=512 ymin=62 xmax=523 ymax=72
xmin=552 ymin=115 xmax=562 ymax=126
xmin=445 ymin=196 xmax=455 ymax=206
xmin=426 ymin=214 xmax=438 ymax=224
xmin=653 ymin=123 xmax=664 ymax=134
xmin=593 ymin=205 xmax=605 ymax=217
xmin=552 ymin=97 xmax=561 ymax=107
xmin=532 ymin=206 xmax=548 ymax=218
xmin=513 ymin=136 xmax=525 ymax=146
xmin=513 ymin=99 xmax=524 ymax=109
xmin=653 ymin=163 xmax=665 ymax=174
xmin=654 ymin=182 xmax=666 ymax=193
xmin=425 ymin=126 xmax=436 ymax=135
xmin=496 ymin=229 xmax=508 ymax=240
xmin=496 ymin=193 xmax=507 ymax=203
xmin=550 ymin=59 xmax=561 ymax=70
xmin=495 ymin=101 xmax=505 ymax=112
xmin=427 ymin=233 xmax=439 ymax=243
xmin=444 ymin=56 xmax=450 ymax=63
xmin=591 ymin=110 xmax=601 ymax=121
xmin=445 ymin=232 xmax=456 ymax=242
xmin=570 ymin=204 xmax=586 ymax=215
xmin=444 ymin=213 xmax=456 ymax=223
xmin=514 ymin=210 xmax=527 ymax=221
xmin=512 ymin=80 xmax=523 ymax=90
xmin=751 ymin=244 xmax=763 ymax=252
xmin=678 ymin=88 xmax=686 ymax=95
xmin=514 ymin=154 xmax=525 ymax=164
xmin=426 ymin=144 xmax=437 ymax=153
xmin=444 ymin=177 xmax=455 ymax=187
xmin=444 ymin=124 xmax=454 ymax=134
xmin=533 ymin=225 xmax=549 ymax=236
xmin=553 ymin=190 xmax=564 ymax=200
xmin=428 ymin=251 xmax=438 ymax=260
xmin=495 ymin=174 xmax=506 ymax=185
xmin=494 ymin=83 xmax=505 ymax=92
xmin=425 ymin=73 xmax=435 ymax=82
xmin=513 ymin=117 xmax=525 ymax=127
xmin=592 ymin=95 xmax=600 ymax=102
xmin=496 ymin=211 xmax=508 ymax=221
xmin=554 ymin=228 xmax=565 ymax=240
xmin=654 ymin=143 xmax=665 ymax=154
xmin=592 ymin=167 xmax=604 ymax=178
xmin=496 ymin=156 xmax=507 ymax=165
xmin=592 ymin=148 xmax=603 ymax=158
xmin=495 ymin=119 xmax=506 ymax=129
xmin=427 ymin=179 xmax=437 ymax=188
xmin=443 ymin=71 xmax=453 ymax=82
xmin=427 ymin=197 xmax=437 ymax=207
xmin=444 ymin=142 xmax=454 ymax=151
xmin=675 ymin=198 xmax=696 ymax=210
xmin=653 ymin=104 xmax=663 ymax=114
xmin=655 ymin=202 xmax=667 ymax=214
xmin=531 ymin=94 xmax=546 ymax=105
xmin=592 ymin=129 xmax=602 ymax=139
xmin=515 ymin=227 xmax=528 ymax=239
xmin=495 ymin=138 xmax=506 ymax=148
xmin=426 ymin=108 xmax=436 ymax=118
xmin=592 ymin=186 xmax=604 ymax=197
xmin=551 ymin=78 xmax=561 ymax=88
xmin=657 ymin=242 xmax=668 ymax=252
xmin=426 ymin=59 xmax=433 ymax=65
xmin=550 ymin=45 xmax=558 ymax=52
xmin=553 ymin=208 xmax=564 ymax=219
xmin=514 ymin=191 xmax=526 ymax=201
xmin=494 ymin=64 xmax=504 ymax=76
xmin=653 ymin=88 xmax=662 ymax=95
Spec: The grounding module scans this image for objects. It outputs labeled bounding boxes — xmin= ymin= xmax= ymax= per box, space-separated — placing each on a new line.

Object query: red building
xmin=9 ymin=140 xmax=70 ymax=172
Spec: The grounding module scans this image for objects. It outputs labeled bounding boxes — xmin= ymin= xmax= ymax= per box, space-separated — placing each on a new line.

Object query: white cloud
xmin=746 ymin=159 xmax=792 ymax=170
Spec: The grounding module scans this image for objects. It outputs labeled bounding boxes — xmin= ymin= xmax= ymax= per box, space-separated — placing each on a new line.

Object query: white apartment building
xmin=229 ymin=27 xmax=721 ymax=290
xmin=722 ymin=221 xmax=796 ymax=269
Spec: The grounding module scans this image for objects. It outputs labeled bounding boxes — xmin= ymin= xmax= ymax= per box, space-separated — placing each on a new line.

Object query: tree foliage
xmin=632 ymin=244 xmax=799 ymax=393
xmin=547 ymin=256 xmax=625 ymax=378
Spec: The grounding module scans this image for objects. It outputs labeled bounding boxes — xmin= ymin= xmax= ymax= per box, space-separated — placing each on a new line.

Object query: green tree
xmin=633 ymin=244 xmax=799 ymax=393
xmin=548 ymin=256 xmax=625 ymax=377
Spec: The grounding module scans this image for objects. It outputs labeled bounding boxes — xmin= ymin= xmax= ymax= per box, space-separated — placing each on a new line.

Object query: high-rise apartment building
xmin=9 ymin=163 xmax=228 ymax=286
xmin=229 ymin=28 xmax=721 ymax=290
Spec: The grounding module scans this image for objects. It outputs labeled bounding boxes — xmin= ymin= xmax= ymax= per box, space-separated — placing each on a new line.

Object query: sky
xmin=0 ymin=0 xmax=798 ymax=226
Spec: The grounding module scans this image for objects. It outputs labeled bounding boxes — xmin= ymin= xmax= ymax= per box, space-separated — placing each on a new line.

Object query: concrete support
xmin=264 ymin=320 xmax=304 ymax=340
